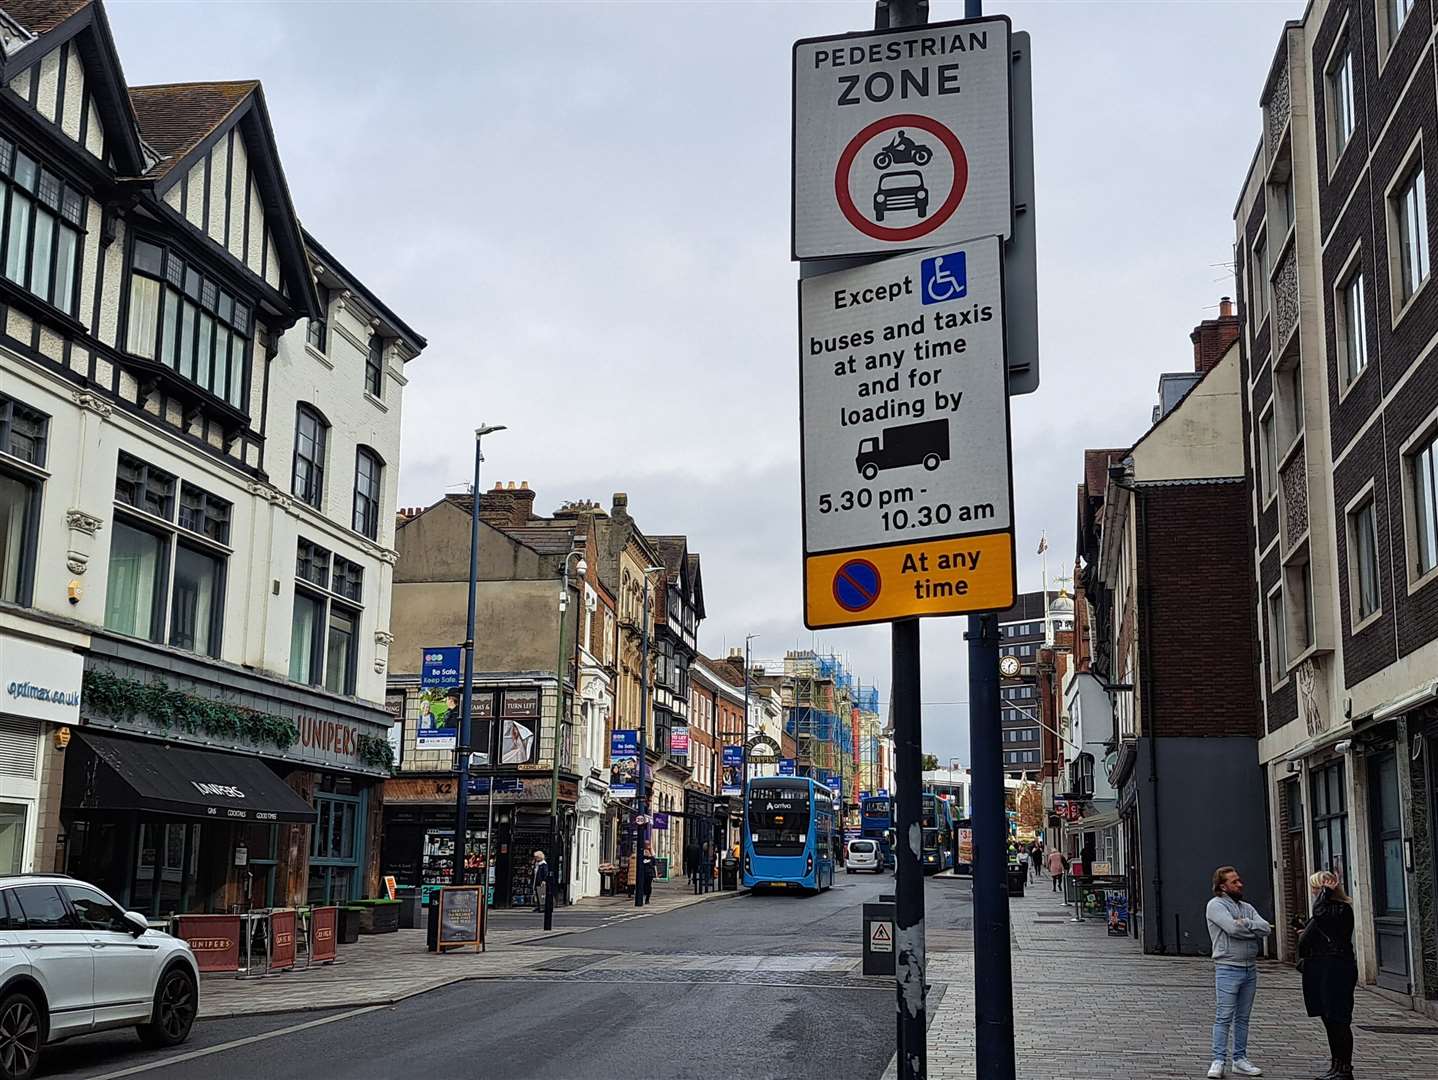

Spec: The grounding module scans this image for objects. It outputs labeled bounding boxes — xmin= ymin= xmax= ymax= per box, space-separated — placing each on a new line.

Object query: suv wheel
xmin=137 ymin=966 xmax=196 ymax=1049
xmin=0 ymin=992 xmax=41 ymax=1080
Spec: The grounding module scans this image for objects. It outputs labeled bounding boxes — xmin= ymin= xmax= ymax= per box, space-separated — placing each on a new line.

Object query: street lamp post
xmin=454 ymin=424 xmax=506 ymax=887
xmin=635 ymin=565 xmax=665 ymax=908
xmin=547 ymin=549 xmax=586 ymax=922
xmin=739 ymin=634 xmax=756 ymax=786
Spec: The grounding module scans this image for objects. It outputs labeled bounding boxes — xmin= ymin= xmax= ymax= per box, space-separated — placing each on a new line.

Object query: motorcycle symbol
xmin=873 ymin=130 xmax=933 ymax=169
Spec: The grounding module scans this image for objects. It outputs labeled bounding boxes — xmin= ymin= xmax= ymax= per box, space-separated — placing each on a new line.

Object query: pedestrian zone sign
xmin=792 ymin=16 xmax=1012 ymax=261
xmin=799 ymin=237 xmax=1015 ymax=629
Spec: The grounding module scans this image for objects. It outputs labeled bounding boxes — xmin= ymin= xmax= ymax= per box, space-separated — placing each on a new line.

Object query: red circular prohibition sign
xmin=834 ymin=113 xmax=969 ymax=243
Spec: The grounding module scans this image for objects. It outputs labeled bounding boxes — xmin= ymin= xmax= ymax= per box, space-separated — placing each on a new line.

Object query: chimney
xmin=611 ymin=492 xmax=630 ymax=522
xmin=724 ymin=648 xmax=747 ymax=684
xmin=1190 ymin=296 xmax=1242 ymax=376
xmin=478 ymin=482 xmax=537 ymax=528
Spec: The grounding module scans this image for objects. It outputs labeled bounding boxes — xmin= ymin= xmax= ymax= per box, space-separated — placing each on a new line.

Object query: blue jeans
xmin=1212 ymin=964 xmax=1259 ymax=1061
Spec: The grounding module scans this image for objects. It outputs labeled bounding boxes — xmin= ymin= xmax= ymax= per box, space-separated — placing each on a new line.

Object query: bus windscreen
xmin=750 ymin=786 xmax=810 ymax=855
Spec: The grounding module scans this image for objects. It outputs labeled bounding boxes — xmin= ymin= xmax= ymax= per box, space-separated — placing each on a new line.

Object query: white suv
xmin=0 ymin=875 xmax=198 ymax=1079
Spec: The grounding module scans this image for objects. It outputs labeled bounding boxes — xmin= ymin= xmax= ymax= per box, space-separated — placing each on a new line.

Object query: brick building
xmin=1236 ymin=1 xmax=1438 ymax=1009
xmin=1074 ymin=305 xmax=1267 ymax=954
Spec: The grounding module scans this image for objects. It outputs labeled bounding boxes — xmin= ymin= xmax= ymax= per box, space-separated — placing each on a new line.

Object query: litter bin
xmin=721 ymin=857 xmax=739 ymax=891
xmin=862 ymin=901 xmax=896 ymax=976
xmin=1006 ymin=868 xmax=1026 ymax=898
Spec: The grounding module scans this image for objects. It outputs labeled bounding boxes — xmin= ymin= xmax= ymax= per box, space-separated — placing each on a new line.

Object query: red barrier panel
xmin=269 ymin=909 xmax=297 ymax=971
xmin=175 ymin=915 xmax=242 ymax=974
xmin=311 ymin=906 xmax=338 ymax=963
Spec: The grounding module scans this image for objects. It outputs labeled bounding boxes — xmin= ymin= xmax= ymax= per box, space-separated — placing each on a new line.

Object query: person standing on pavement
xmin=641 ymin=844 xmax=657 ymax=904
xmin=1296 ymin=870 xmax=1357 ymax=1080
xmin=1047 ymin=847 xmax=1067 ymax=892
xmin=531 ymin=850 xmax=550 ymax=913
xmin=1028 ymin=841 xmax=1043 ymax=884
xmin=1206 ymin=865 xmax=1272 ymax=1078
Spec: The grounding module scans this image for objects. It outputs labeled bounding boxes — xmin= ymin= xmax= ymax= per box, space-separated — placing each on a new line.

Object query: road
xmin=38 ymin=875 xmax=974 ymax=1080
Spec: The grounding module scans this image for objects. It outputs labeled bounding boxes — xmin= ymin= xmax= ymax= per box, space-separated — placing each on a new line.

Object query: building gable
xmin=0 ymin=0 xmax=147 ymax=173
xmin=128 ymin=81 xmax=318 ymax=321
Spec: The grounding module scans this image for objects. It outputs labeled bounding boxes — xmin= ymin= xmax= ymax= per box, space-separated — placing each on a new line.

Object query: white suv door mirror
xmin=122 ymin=910 xmax=150 ymax=937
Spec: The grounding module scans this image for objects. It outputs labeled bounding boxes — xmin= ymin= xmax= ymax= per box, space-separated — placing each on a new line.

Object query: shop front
xmin=0 ymin=629 xmax=84 ymax=873
xmin=380 ymin=774 xmax=578 ymax=908
xmin=59 ymin=635 xmax=394 ymax=915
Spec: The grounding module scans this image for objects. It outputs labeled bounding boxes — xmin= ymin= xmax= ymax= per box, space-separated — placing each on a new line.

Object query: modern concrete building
xmin=1236 ymin=1 xmax=1438 ymax=1011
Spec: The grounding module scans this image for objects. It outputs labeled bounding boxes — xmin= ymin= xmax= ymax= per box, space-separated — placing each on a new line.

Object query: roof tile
xmin=4 ymin=0 xmax=91 ymax=36
xmin=127 ymin=81 xmax=258 ymax=179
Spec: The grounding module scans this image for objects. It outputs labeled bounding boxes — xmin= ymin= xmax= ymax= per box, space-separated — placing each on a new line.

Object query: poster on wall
xmin=669 ymin=724 xmax=689 ymax=757
xmin=722 ymin=745 xmax=743 ymax=796
xmin=610 ymin=730 xmax=639 ymax=798
xmin=498 ymin=688 xmax=540 ymax=765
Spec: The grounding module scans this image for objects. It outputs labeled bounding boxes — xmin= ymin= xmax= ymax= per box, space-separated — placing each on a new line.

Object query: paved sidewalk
xmin=891 ymin=888 xmax=1438 ymax=1079
xmin=196 ymin=882 xmax=743 ymax=1019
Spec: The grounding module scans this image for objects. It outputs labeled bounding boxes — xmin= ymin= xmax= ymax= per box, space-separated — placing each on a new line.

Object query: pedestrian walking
xmin=531 ymin=850 xmax=550 ymax=913
xmin=1296 ymin=870 xmax=1357 ymax=1080
xmin=1047 ymin=848 xmax=1067 ymax=892
xmin=1206 ymin=865 xmax=1272 ymax=1078
xmin=641 ymin=844 xmax=657 ymax=904
xmin=1028 ymin=842 xmax=1043 ymax=884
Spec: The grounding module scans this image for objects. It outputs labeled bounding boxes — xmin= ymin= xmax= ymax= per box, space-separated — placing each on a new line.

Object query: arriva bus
xmin=859 ymin=793 xmax=895 ymax=870
xmin=743 ymin=776 xmax=838 ymax=892
xmin=922 ymin=793 xmax=956 ymax=874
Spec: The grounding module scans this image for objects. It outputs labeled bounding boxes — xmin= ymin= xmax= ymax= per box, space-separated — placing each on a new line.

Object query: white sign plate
xmin=0 ymin=634 xmax=81 ymax=726
xmin=799 ymin=238 xmax=1016 ymax=628
xmin=869 ymin=919 xmax=893 ymax=953
xmin=792 ymin=16 xmax=1012 ymax=261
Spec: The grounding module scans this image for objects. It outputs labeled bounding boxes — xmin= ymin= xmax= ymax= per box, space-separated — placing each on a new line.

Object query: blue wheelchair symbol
xmin=921 ymin=252 xmax=967 ymax=306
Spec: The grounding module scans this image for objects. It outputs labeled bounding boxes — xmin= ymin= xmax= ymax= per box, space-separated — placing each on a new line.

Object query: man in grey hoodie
xmin=1205 ymin=866 xmax=1273 ymax=1078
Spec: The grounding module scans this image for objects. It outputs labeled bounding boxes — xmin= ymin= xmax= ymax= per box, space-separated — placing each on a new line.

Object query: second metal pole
xmin=968 ymin=611 xmax=1015 ymax=1079
xmin=891 ymin=617 xmax=925 ymax=1080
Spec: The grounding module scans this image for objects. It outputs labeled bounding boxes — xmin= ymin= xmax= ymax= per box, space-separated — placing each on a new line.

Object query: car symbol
xmin=873 ymin=170 xmax=928 ymax=223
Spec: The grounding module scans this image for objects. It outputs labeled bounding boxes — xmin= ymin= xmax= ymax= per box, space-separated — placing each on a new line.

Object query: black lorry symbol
xmin=855 ymin=419 xmax=950 ymax=480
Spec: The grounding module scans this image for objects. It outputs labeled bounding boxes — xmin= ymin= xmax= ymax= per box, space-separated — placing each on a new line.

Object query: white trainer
xmin=1206 ymin=1062 xmax=1226 ymax=1079
xmin=1231 ymin=1060 xmax=1262 ymax=1076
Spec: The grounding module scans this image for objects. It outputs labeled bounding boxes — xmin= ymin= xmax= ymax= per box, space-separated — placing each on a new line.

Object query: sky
xmin=105 ymin=0 xmax=1296 ymax=766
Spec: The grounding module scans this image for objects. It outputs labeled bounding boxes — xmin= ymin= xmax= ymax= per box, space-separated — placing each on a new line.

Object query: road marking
xmin=81 ymin=1004 xmax=385 ymax=1079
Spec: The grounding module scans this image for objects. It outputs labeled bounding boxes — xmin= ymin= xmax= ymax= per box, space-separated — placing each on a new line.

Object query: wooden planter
xmin=356 ymin=901 xmax=401 ymax=934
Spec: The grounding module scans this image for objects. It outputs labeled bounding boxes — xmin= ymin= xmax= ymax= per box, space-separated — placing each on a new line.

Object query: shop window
xmin=124 ymin=238 xmax=251 ymax=408
xmin=0 ymin=137 xmax=85 ymax=316
xmin=0 ymin=804 xmax=26 ymax=875
xmin=106 ymin=453 xmax=228 ymax=657
xmin=309 ymin=792 xmax=363 ymax=904
xmin=290 ymin=538 xmax=363 ymax=694
xmin=0 ymin=393 xmax=46 ymax=606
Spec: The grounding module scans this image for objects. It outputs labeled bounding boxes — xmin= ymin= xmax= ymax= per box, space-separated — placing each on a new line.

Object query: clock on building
xmin=998 ymin=655 xmax=1021 ymax=678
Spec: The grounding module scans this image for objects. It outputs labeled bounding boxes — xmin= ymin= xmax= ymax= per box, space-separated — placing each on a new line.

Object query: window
xmin=1260 ymin=408 xmax=1277 ymax=501
xmin=1295 ymin=561 xmax=1315 ymax=650
xmin=0 ymin=138 xmax=84 ymax=315
xmin=1350 ymin=498 xmax=1380 ymax=620
xmin=0 ymin=393 xmax=47 ymax=605
xmin=365 ymin=335 xmax=384 ymax=398
xmin=290 ymin=538 xmax=363 ymax=694
xmin=124 ymin=239 xmax=251 ymax=409
xmin=62 ymin=886 xmax=128 ymax=933
xmin=1329 ymin=41 xmax=1356 ymax=159
xmin=1395 ymin=162 xmax=1430 ymax=303
xmin=293 ymin=406 xmax=328 ymax=508
xmin=307 ymin=286 xmax=328 ymax=352
xmin=1310 ymin=759 xmax=1349 ymax=886
xmin=1413 ymin=431 xmax=1438 ymax=576
xmin=1251 ymin=235 xmax=1270 ymax=325
xmin=104 ymin=453 xmax=229 ymax=657
xmin=1279 ymin=360 xmax=1305 ymax=445
xmin=1268 ymin=588 xmax=1288 ymax=682
xmin=10 ymin=884 xmax=75 ymax=929
xmin=1390 ymin=0 xmax=1415 ymax=40
xmin=353 ymin=448 xmax=382 ymax=540
xmin=308 ymin=791 xmax=362 ymax=904
xmin=1340 ymin=270 xmax=1368 ymax=383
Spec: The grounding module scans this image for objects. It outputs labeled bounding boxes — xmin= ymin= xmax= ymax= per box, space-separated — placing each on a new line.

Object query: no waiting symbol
xmin=833 ymin=559 xmax=881 ymax=612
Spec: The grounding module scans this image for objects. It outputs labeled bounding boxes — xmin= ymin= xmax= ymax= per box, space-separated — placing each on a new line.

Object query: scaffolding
xmin=780 ymin=651 xmax=870 ymax=794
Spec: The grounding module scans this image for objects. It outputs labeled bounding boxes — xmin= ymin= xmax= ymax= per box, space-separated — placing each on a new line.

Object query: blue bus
xmin=859 ymin=794 xmax=895 ymax=870
xmin=922 ymin=793 xmax=956 ymax=874
xmin=743 ymin=776 xmax=838 ymax=892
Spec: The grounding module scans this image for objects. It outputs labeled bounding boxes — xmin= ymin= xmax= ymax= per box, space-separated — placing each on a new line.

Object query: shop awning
xmin=66 ymin=731 xmax=318 ymax=824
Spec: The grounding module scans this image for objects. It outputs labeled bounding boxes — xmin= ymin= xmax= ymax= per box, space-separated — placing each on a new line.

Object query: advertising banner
xmin=669 ymin=724 xmax=689 ymax=756
xmin=779 ymin=758 xmax=796 ymax=775
xmin=610 ymin=729 xmax=639 ymax=798
xmin=175 ymin=914 xmax=241 ymax=973
xmin=416 ymin=687 xmax=460 ymax=750
xmin=420 ymin=647 xmax=462 ymax=689
xmin=653 ymin=812 xmax=669 ymax=831
xmin=722 ymin=745 xmax=743 ymax=796
xmin=311 ymin=906 xmax=338 ymax=963
xmin=269 ymin=909 xmax=297 ymax=971
xmin=437 ymin=885 xmax=483 ymax=952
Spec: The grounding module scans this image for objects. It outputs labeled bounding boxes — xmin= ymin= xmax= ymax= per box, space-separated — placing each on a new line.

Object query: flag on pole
xmin=1037 ymin=533 xmax=1048 ymax=556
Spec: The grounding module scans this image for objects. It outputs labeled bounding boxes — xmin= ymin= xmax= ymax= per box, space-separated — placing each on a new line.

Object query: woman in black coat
xmin=1296 ymin=870 xmax=1358 ymax=1080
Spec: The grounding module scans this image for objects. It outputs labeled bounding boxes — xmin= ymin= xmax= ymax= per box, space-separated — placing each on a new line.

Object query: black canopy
xmin=66 ymin=730 xmax=318 ymax=824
